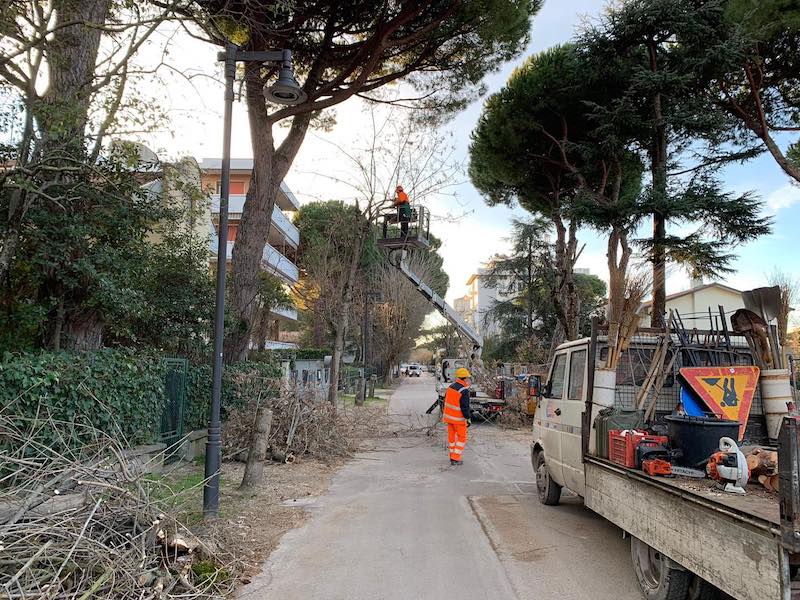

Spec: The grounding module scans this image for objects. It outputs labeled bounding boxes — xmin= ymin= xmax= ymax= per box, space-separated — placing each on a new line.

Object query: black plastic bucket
xmin=665 ymin=415 xmax=740 ymax=467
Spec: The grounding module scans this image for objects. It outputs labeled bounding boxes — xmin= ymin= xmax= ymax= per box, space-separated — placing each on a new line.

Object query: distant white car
xmin=407 ymin=364 xmax=422 ymax=377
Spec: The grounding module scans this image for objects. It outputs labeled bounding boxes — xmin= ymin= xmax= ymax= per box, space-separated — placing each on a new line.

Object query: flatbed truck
xmin=532 ymin=331 xmax=800 ymax=600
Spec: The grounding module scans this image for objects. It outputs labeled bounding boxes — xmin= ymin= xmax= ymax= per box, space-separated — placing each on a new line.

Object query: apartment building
xmin=199 ymin=158 xmax=300 ymax=350
xmin=455 ymin=267 xmax=512 ymax=338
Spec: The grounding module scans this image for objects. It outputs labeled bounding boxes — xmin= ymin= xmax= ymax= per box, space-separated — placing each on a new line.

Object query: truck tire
xmin=687 ymin=576 xmax=721 ymax=600
xmin=533 ymin=449 xmax=561 ymax=506
xmin=630 ymin=537 xmax=691 ymax=600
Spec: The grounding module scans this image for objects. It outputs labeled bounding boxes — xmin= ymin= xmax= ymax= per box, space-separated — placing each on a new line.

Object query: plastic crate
xmin=609 ymin=430 xmax=669 ymax=468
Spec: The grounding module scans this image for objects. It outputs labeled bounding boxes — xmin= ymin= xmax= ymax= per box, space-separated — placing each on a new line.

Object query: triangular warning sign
xmin=678 ymin=367 xmax=760 ymax=440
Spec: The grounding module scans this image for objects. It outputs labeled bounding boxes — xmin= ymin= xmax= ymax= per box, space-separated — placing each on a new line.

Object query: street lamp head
xmin=264 ymin=65 xmax=307 ymax=105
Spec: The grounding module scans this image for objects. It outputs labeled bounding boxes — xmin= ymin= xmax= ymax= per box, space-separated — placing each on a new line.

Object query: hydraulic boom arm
xmin=392 ymin=252 xmax=483 ymax=358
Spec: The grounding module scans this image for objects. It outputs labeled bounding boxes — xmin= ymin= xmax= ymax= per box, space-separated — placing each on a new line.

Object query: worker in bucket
xmin=443 ymin=367 xmax=472 ymax=466
xmin=394 ymin=184 xmax=412 ymax=236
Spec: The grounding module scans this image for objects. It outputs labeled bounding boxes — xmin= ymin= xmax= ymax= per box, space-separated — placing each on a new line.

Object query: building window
xmin=214 ymin=180 xmax=246 ymax=194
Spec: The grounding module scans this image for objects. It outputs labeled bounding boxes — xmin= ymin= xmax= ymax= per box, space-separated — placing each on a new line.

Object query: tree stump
xmin=239 ymin=407 xmax=273 ymax=490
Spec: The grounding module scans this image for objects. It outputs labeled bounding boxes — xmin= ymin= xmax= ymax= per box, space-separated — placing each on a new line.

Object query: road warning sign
xmin=678 ymin=366 xmax=760 ymax=439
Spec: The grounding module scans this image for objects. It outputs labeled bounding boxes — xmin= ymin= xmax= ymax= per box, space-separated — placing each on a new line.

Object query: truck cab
xmin=531 ymin=338 xmax=589 ymax=500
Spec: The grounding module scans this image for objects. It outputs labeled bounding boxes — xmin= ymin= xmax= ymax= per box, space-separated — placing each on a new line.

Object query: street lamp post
xmin=204 ymin=43 xmax=306 ymax=519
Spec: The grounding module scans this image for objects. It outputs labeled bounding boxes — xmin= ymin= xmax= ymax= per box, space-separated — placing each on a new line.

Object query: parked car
xmin=407 ymin=364 xmax=422 ymax=377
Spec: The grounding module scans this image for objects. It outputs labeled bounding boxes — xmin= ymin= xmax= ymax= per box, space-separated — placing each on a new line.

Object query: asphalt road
xmin=239 ymin=376 xmax=642 ymax=600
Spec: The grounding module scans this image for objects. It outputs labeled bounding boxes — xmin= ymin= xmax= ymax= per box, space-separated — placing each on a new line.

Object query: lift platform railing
xmin=378 ymin=204 xmax=430 ymax=250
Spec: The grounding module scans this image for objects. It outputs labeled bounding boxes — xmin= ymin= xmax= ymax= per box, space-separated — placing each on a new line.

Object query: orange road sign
xmin=678 ymin=366 xmax=760 ymax=440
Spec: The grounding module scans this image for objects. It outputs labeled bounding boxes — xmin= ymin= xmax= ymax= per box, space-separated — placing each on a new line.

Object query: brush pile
xmin=0 ymin=415 xmax=236 ymax=599
xmin=222 ymin=380 xmax=390 ymax=462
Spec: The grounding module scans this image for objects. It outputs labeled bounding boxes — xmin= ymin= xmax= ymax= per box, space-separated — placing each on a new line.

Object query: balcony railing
xmin=271 ymin=305 xmax=298 ymax=321
xmin=210 ymin=195 xmax=299 ymax=248
xmin=209 ymin=232 xmax=299 ymax=284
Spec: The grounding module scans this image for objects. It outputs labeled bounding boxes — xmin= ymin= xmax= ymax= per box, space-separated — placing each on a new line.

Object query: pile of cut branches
xmin=223 ymin=380 xmax=391 ymax=462
xmin=0 ymin=415 xmax=236 ymax=599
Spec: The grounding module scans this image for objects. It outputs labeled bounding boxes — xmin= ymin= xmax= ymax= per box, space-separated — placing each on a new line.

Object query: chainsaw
xmin=642 ymin=459 xmax=705 ymax=478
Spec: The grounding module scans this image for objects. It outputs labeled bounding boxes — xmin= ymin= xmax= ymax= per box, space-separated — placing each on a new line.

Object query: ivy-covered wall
xmin=0 ymin=350 xmax=282 ymax=449
xmin=0 ymin=349 xmax=166 ymax=448
xmin=184 ymin=361 xmax=282 ymax=431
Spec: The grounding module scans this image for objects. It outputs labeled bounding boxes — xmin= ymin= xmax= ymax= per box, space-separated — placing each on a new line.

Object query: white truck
xmin=531 ymin=329 xmax=800 ymax=600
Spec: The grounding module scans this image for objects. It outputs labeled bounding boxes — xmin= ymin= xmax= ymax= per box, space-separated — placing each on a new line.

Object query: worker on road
xmin=443 ymin=367 xmax=472 ymax=466
xmin=394 ymin=184 xmax=412 ymax=236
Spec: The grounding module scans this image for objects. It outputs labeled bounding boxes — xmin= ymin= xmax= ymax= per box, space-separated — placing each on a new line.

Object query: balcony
xmin=208 ymin=235 xmax=300 ymax=284
xmin=271 ymin=305 xmax=298 ymax=321
xmin=210 ymin=195 xmax=299 ymax=249
xmin=262 ymin=243 xmax=299 ymax=283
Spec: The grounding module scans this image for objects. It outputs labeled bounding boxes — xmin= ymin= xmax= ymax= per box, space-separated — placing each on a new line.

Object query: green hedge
xmin=0 ymin=350 xmax=282 ymax=450
xmin=0 ymin=348 xmax=166 ymax=448
xmin=184 ymin=361 xmax=282 ymax=431
xmin=250 ymin=348 xmax=331 ymax=362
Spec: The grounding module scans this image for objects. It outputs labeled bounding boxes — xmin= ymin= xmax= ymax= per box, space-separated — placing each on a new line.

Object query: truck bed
xmin=584 ymin=458 xmax=784 ymax=600
xmin=590 ymin=457 xmax=780 ymax=524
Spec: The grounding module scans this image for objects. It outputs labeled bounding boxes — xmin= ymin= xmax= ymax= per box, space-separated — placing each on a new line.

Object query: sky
xmin=137 ymin=0 xmax=800 ymax=307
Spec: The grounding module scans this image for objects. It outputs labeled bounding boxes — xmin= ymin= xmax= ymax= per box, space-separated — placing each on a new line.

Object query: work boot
xmin=450 ymin=459 xmax=458 ymax=466
xmin=454 ymin=460 xmax=463 ymax=466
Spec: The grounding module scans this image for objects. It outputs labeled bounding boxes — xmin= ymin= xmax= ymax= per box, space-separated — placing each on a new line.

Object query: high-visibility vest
xmin=443 ymin=380 xmax=468 ymax=424
xmin=395 ymin=190 xmax=409 ymax=204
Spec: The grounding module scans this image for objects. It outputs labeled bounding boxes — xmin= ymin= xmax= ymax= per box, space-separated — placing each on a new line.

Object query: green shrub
xmin=0 ymin=349 xmax=166 ymax=449
xmin=184 ymin=360 xmax=282 ymax=431
xmin=250 ymin=348 xmax=331 ymax=362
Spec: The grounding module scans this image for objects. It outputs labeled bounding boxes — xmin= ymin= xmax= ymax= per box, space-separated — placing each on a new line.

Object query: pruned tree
xmin=295 ymin=106 xmax=457 ymax=402
xmin=370 ymin=237 xmax=448 ymax=381
xmin=177 ymin=0 xmax=543 ymax=362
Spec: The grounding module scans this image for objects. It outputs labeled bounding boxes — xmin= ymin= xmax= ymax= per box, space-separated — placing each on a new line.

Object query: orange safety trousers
xmin=447 ymin=422 xmax=468 ymax=462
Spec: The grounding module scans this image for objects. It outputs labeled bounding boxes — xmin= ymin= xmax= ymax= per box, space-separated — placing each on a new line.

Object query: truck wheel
xmin=687 ymin=576 xmax=720 ymax=600
xmin=630 ymin=537 xmax=691 ymax=600
xmin=533 ymin=450 xmax=561 ymax=506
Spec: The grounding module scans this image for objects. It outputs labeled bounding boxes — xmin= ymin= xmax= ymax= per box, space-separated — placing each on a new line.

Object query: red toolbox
xmin=609 ymin=430 xmax=669 ymax=468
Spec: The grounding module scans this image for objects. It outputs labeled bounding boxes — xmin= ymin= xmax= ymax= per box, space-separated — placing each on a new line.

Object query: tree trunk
xmin=648 ymin=41 xmax=668 ymax=328
xmin=226 ymin=64 xmax=312 ymax=362
xmin=551 ymin=216 xmax=580 ymax=342
xmin=240 ymin=406 xmax=273 ymax=490
xmin=35 ymin=0 xmax=111 ymax=155
xmin=326 ymin=227 xmax=365 ymax=405
xmin=327 ymin=311 xmax=349 ymax=404
xmin=62 ymin=308 xmax=105 ymax=350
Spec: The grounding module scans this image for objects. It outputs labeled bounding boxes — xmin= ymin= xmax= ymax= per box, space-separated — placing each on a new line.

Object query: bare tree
xmin=768 ymin=268 xmax=799 ymax=358
xmin=298 ymin=104 xmax=459 ymax=403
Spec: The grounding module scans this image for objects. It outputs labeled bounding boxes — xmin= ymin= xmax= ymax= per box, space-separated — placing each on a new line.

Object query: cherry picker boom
xmin=377 ymin=205 xmax=483 ymax=359
xmin=378 ymin=205 xmax=500 ymax=419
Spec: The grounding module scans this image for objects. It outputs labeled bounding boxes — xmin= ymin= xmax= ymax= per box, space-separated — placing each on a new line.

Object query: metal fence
xmin=594 ymin=327 xmax=768 ymax=443
xmin=161 ymin=357 xmax=188 ymax=462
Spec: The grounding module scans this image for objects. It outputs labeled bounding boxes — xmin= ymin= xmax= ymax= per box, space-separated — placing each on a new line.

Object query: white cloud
xmin=765 ymin=183 xmax=800 ymax=213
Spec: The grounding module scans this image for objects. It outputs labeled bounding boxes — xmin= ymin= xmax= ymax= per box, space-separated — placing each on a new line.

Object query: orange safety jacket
xmin=395 ymin=190 xmax=409 ymax=205
xmin=443 ymin=379 xmax=471 ymax=424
